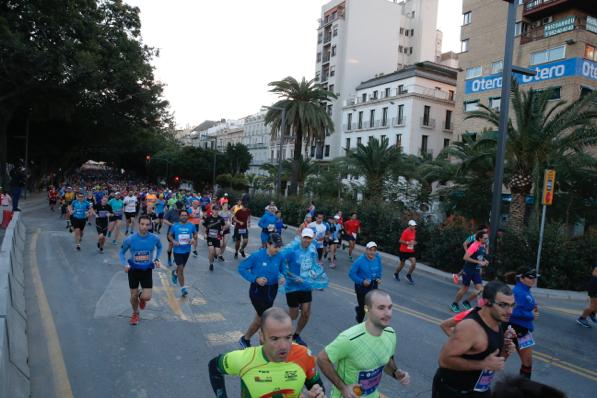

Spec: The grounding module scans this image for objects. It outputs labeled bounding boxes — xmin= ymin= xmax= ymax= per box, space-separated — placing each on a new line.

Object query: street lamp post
xmin=263 ymin=105 xmax=286 ymax=196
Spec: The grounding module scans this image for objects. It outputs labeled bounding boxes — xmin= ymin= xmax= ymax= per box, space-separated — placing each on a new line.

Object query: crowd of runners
xmin=41 ymin=178 xmax=595 ymax=398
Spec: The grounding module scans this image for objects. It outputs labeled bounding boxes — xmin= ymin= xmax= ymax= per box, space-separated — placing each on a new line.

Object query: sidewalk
xmin=253 ymin=216 xmax=588 ymax=302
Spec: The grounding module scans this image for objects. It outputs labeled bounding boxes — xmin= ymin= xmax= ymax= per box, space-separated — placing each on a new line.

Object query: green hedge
xmin=233 ymin=191 xmax=596 ymax=291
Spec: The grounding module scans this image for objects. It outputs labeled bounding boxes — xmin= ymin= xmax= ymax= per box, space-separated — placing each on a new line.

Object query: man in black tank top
xmin=433 ymin=281 xmax=516 ymax=397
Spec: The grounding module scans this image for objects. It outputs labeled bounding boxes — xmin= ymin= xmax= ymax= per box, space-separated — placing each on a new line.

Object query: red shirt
xmin=343 ymin=219 xmax=361 ymax=235
xmin=399 ymin=227 xmax=416 ymax=253
xmin=234 ymin=208 xmax=251 ymax=227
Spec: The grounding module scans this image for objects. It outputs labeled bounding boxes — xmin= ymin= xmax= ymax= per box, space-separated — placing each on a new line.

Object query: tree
xmin=347 ymin=136 xmax=400 ymax=199
xmin=224 ymin=143 xmax=252 ymax=175
xmin=264 ymin=77 xmax=336 ymax=195
xmin=282 ymin=158 xmax=317 ymax=194
xmin=466 ymin=83 xmax=597 ymax=231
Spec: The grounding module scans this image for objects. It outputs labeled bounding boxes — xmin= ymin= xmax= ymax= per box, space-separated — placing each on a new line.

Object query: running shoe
xmin=99 ymin=247 xmax=103 ymax=253
xmin=209 ymin=263 xmax=214 ymax=271
xmin=171 ymin=269 xmax=178 ymax=285
xmin=167 ymin=257 xmax=172 ymax=267
xmin=462 ymin=300 xmax=472 ymax=310
xmin=590 ymin=313 xmax=597 ymax=324
xmin=240 ymin=250 xmax=246 ymax=258
xmin=349 ymin=255 xmax=353 ymax=261
xmin=406 ymin=274 xmax=415 ymax=285
xmin=234 ymin=252 xmax=238 ymax=259
xmin=97 ymin=242 xmax=100 ymax=249
xmin=239 ymin=336 xmax=251 ymax=349
xmin=450 ymin=303 xmax=461 ymax=313
xmin=293 ymin=334 xmax=308 ymax=347
xmin=107 ymin=231 xmax=112 ymax=238
xmin=76 ymin=244 xmax=81 ymax=251
xmin=393 ymin=272 xmax=400 ymax=282
xmin=192 ymin=250 xmax=198 ymax=257
xmin=576 ymin=317 xmax=591 ymax=328
xmin=181 ymin=286 xmax=189 ymax=297
xmin=330 ymin=262 xmax=336 ymax=269
xmin=112 ymin=239 xmax=117 ymax=245
xmin=138 ymin=291 xmax=146 ymax=310
xmin=218 ymin=255 xmax=225 ymax=262
xmin=69 ymin=227 xmax=73 ymax=233
xmin=452 ymin=273 xmax=460 ymax=284
xmin=130 ymin=312 xmax=140 ymax=326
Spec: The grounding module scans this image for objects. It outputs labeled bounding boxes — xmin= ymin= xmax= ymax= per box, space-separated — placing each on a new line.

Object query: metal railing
xmin=392 ymin=117 xmax=406 ymax=127
xmin=420 ymin=117 xmax=436 ymax=129
xmin=443 ymin=122 xmax=454 ymax=131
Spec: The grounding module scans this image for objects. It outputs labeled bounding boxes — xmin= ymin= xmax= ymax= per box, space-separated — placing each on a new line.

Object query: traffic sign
xmin=542 ymin=169 xmax=556 ymax=205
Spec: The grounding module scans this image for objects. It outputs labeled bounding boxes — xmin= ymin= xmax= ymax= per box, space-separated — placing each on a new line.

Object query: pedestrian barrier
xmin=0 ymin=211 xmax=30 ymax=398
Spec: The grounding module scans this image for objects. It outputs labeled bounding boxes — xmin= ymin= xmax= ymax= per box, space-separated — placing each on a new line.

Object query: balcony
xmin=353 ymin=120 xmax=386 ymax=131
xmin=420 ymin=117 xmax=436 ymax=129
xmin=443 ymin=122 xmax=454 ymax=132
xmin=523 ymin=0 xmax=592 ymax=19
xmin=323 ymin=33 xmax=332 ymax=44
xmin=418 ymin=148 xmax=434 ymax=157
xmin=392 ymin=117 xmax=406 ymax=127
xmin=520 ymin=15 xmax=593 ymax=44
xmin=343 ymin=123 xmax=353 ymax=132
xmin=318 ymin=8 xmax=345 ymax=28
xmin=322 ymin=53 xmax=331 ymax=63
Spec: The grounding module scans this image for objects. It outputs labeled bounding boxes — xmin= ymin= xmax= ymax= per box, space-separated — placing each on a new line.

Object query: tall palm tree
xmin=264 ymin=77 xmax=336 ymax=195
xmin=347 ymin=136 xmax=400 ymax=199
xmin=282 ymin=158 xmax=317 ymax=194
xmin=466 ymin=84 xmax=597 ymax=231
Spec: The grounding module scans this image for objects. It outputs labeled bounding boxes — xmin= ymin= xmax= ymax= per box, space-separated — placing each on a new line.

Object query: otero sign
xmin=465 ymin=58 xmax=597 ymax=94
xmin=544 ymin=16 xmax=575 ymax=38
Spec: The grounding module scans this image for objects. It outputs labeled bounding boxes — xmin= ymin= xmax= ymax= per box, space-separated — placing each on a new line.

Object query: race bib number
xmin=114 ymin=211 xmax=122 ymax=216
xmin=178 ymin=233 xmax=191 ymax=245
xmin=407 ymin=243 xmax=414 ymax=250
xmin=98 ymin=210 xmax=109 ymax=218
xmin=518 ymin=332 xmax=535 ymax=350
xmin=352 ymin=233 xmax=357 ymax=238
xmin=357 ymin=366 xmax=383 ymax=395
xmin=238 ymin=228 xmax=247 ymax=234
xmin=208 ymin=229 xmax=219 ymax=238
xmin=133 ymin=251 xmax=151 ymax=264
xmin=473 ymin=369 xmax=495 ymax=392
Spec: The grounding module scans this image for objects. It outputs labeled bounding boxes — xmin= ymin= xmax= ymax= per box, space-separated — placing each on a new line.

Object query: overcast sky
xmin=125 ymin=0 xmax=463 ymax=129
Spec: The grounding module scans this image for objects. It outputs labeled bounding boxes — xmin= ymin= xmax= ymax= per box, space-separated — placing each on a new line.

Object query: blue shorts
xmin=462 ymin=267 xmax=482 ymax=286
xmin=260 ymin=232 xmax=270 ymax=244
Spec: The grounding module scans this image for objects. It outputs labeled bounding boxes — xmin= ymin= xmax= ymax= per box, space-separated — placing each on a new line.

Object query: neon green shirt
xmin=325 ymin=323 xmax=396 ymax=397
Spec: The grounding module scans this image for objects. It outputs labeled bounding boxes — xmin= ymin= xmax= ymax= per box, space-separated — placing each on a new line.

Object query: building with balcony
xmin=241 ymin=111 xmax=273 ymax=175
xmin=314 ymin=0 xmax=442 ymax=159
xmin=194 ymin=119 xmax=244 ymax=152
xmin=341 ymin=61 xmax=457 ymax=158
xmin=454 ymin=0 xmax=596 ymax=138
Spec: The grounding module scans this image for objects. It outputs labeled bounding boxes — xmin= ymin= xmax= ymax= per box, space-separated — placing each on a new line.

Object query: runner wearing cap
xmin=342 ymin=213 xmax=361 ymax=261
xmin=394 ymin=220 xmax=418 ymax=285
xmin=237 ymin=233 xmax=286 ymax=348
xmin=349 ymin=241 xmax=383 ymax=323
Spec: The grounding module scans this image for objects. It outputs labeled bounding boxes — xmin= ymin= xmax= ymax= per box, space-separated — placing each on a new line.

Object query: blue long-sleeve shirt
xmin=258 ymin=211 xmax=278 ymax=231
xmin=119 ymin=232 xmax=163 ymax=270
xmin=281 ymin=238 xmax=319 ymax=291
xmin=238 ymin=248 xmax=284 ymax=285
xmin=349 ymin=253 xmax=382 ymax=285
xmin=510 ymin=281 xmax=536 ymax=331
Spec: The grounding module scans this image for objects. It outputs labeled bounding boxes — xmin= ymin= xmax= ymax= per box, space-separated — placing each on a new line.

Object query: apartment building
xmin=241 ymin=111 xmax=274 ymax=175
xmin=194 ymin=119 xmax=244 ymax=151
xmin=313 ymin=0 xmax=441 ymax=160
xmin=455 ymin=0 xmax=596 ymax=137
xmin=341 ymin=62 xmax=457 ymax=158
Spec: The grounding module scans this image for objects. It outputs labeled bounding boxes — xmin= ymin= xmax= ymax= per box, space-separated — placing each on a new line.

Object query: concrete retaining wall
xmin=0 ymin=212 xmax=30 ymax=398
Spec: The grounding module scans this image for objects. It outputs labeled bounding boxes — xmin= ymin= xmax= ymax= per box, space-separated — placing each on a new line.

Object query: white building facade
xmin=314 ymin=0 xmax=441 ymax=159
xmin=242 ymin=111 xmax=274 ymax=174
xmin=341 ymin=62 xmax=457 ymax=158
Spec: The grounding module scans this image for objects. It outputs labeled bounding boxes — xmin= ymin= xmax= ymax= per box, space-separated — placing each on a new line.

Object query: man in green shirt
xmin=317 ymin=290 xmax=410 ymax=397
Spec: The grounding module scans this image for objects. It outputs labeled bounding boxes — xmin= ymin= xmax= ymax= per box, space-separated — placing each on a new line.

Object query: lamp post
xmin=263 ymin=105 xmax=287 ymax=196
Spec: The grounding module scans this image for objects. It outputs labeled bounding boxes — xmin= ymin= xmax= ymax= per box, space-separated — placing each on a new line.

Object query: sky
xmin=125 ymin=0 xmax=463 ymax=129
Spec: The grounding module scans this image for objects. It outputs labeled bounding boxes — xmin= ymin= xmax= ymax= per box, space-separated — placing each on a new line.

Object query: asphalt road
xmin=19 ymin=195 xmax=597 ymax=398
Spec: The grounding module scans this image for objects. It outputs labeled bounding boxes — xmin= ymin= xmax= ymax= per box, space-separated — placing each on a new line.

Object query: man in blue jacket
xmin=349 ymin=241 xmax=382 ymax=323
xmin=238 ymin=233 xmax=286 ymax=348
xmin=119 ymin=215 xmax=163 ymax=325
xmin=258 ymin=204 xmax=278 ymax=248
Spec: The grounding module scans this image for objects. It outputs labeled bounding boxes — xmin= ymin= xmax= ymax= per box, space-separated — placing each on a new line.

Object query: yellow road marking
xmin=156 ymin=271 xmax=190 ymax=321
xmin=542 ymin=305 xmax=582 ymax=317
xmin=328 ymin=282 xmax=597 ymax=381
xmin=30 ymin=229 xmax=74 ymax=398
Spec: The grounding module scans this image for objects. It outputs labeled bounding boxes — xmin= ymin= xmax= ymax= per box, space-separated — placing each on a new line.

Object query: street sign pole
xmin=535 ymin=169 xmax=556 ymax=284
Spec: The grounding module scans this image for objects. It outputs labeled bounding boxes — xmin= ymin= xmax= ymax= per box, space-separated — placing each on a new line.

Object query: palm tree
xmin=347 ymin=136 xmax=400 ymax=199
xmin=282 ymin=158 xmax=317 ymax=194
xmin=264 ymin=77 xmax=336 ymax=195
xmin=466 ymin=84 xmax=597 ymax=231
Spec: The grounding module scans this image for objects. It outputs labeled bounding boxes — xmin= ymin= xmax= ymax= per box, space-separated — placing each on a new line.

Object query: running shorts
xmin=462 ymin=267 xmax=482 ymax=286
xmin=96 ymin=223 xmax=108 ymax=235
xmin=157 ymin=212 xmax=164 ymax=219
xmin=234 ymin=227 xmax=249 ymax=240
xmin=286 ymin=290 xmax=312 ymax=308
xmin=109 ymin=213 xmax=122 ymax=222
xmin=125 ymin=211 xmax=136 ymax=220
xmin=249 ymin=283 xmax=278 ymax=316
xmin=128 ymin=269 xmax=153 ymax=289
xmin=173 ymin=252 xmax=191 ymax=267
xmin=343 ymin=233 xmax=355 ymax=242
xmin=207 ymin=237 xmax=221 ymax=248
xmin=71 ymin=217 xmax=86 ymax=230
xmin=588 ymin=277 xmax=597 ymax=298
xmin=399 ymin=251 xmax=416 ymax=261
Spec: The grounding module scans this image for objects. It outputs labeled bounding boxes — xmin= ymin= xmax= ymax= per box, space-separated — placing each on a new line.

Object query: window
xmin=345 ymin=138 xmax=351 ymax=149
xmin=369 ymin=109 xmax=375 ymax=127
xmin=372 ymin=90 xmax=378 ymax=99
xmin=514 ymin=21 xmax=522 ymax=37
xmin=325 ymin=145 xmax=330 ymax=157
xmin=327 ymin=104 xmax=332 ymax=115
xmin=357 ymin=137 xmax=362 ymax=146
xmin=310 ymin=146 xmax=315 ymax=157
xmin=466 ymin=66 xmax=483 ymax=79
xmin=489 ymin=97 xmax=501 ymax=110
xmin=381 ymin=135 xmax=386 ymax=143
xmin=585 ymin=45 xmax=597 ymax=61
xmin=421 ymin=135 xmax=428 ymax=153
xmin=405 ymin=29 xmax=409 ymax=37
xmin=317 ymin=52 xmax=322 ymax=62
xmin=398 ymin=84 xmax=406 ymax=94
xmin=333 ymin=26 xmax=338 ymax=36
xmin=331 ymin=45 xmax=337 ymax=56
xmin=271 ymin=150 xmax=274 ymax=160
xmin=382 ymin=107 xmax=388 ymax=126
xmin=410 ymin=29 xmax=414 ymax=36
xmin=318 ymin=32 xmax=323 ymax=43
xmin=461 ymin=39 xmax=469 ymax=53
xmin=358 ymin=111 xmax=363 ymax=129
xmin=423 ymin=105 xmax=431 ymax=126
xmin=347 ymin=113 xmax=352 ymax=130
xmin=491 ymin=60 xmax=503 ymax=74
xmin=330 ymin=66 xmax=335 ymax=77
xmin=368 ymin=136 xmax=373 ymax=143
xmin=530 ymin=45 xmax=565 ymax=65
xmin=399 ymin=45 xmax=404 ymax=53
xmin=385 ymin=87 xmax=391 ymax=98
xmin=449 ymin=90 xmax=455 ymax=101
xmin=315 ymin=72 xmax=321 ymax=81
xmin=535 ymin=87 xmax=561 ymax=100
xmin=443 ymin=138 xmax=451 ymax=148
xmin=464 ymin=100 xmax=479 ymax=112
xmin=445 ymin=110 xmax=452 ymax=129
xmin=396 ymin=134 xmax=402 ymax=148
xmin=463 ymin=11 xmax=471 ymax=25
xmin=409 ymin=47 xmax=413 ymax=55
xmin=397 ymin=104 xmax=404 ymax=124
xmin=580 ymin=86 xmax=593 ymax=98
xmin=362 ymin=93 xmax=367 ymax=103
xmin=400 ymin=27 xmax=404 ymax=34
xmin=329 ymin=84 xmax=334 ymax=93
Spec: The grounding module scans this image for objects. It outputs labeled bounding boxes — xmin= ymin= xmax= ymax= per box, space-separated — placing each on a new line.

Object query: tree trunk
xmin=509 ymin=192 xmax=527 ymax=232
xmin=288 ymin=129 xmax=303 ymax=196
xmin=0 ymin=104 xmax=18 ymax=187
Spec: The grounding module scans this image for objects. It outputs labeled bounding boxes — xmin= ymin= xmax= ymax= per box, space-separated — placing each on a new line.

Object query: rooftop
xmin=356 ymin=61 xmax=458 ymax=90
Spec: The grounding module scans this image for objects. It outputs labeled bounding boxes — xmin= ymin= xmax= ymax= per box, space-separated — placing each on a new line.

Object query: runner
xmin=203 ymin=206 xmax=226 ymax=271
xmin=168 ymin=209 xmax=197 ymax=297
xmin=453 ymin=226 xmax=489 ymax=284
xmin=63 ymin=187 xmax=75 ymax=231
xmin=393 ymin=220 xmax=418 ymax=285
xmin=208 ymin=307 xmax=325 ymax=398
xmin=317 ymin=289 xmax=410 ymax=397
xmin=258 ymin=204 xmax=278 ymax=248
xmin=68 ymin=192 xmax=92 ymax=251
xmin=349 ymin=242 xmax=383 ymax=323
xmin=187 ymin=199 xmax=202 ymax=257
xmin=237 ymin=233 xmax=285 ymax=348
xmin=325 ymin=215 xmax=342 ymax=268
xmin=232 ymin=201 xmax=251 ymax=259
xmin=154 ymin=193 xmax=166 ymax=234
xmin=48 ymin=185 xmax=59 ymax=212
xmin=107 ymin=192 xmax=124 ymax=245
xmin=85 ymin=191 xmax=95 ymax=225
xmin=281 ymin=228 xmax=327 ymax=347
xmin=119 ymin=215 xmax=162 ymax=325
xmin=123 ymin=190 xmax=138 ymax=235
xmin=298 ymin=214 xmax=313 ymax=236
xmin=342 ymin=213 xmax=361 ymax=261
xmin=163 ymin=201 xmax=182 ymax=266
xmin=450 ymin=231 xmax=489 ymax=313
xmin=509 ymin=268 xmax=539 ymax=379
xmin=218 ymin=202 xmax=233 ymax=261
xmin=231 ymin=199 xmax=243 ymax=215
xmin=274 ymin=209 xmax=287 ymax=235
xmin=218 ymin=192 xmax=229 ymax=207
xmin=576 ymin=262 xmax=597 ymax=328
xmin=92 ymin=195 xmax=112 ymax=253
xmin=308 ymin=212 xmax=327 ymax=265
xmin=432 ymin=281 xmax=516 ymax=398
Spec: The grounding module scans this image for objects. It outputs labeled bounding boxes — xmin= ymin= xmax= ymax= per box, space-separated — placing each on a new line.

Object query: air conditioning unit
xmin=542 ymin=16 xmax=553 ymax=24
